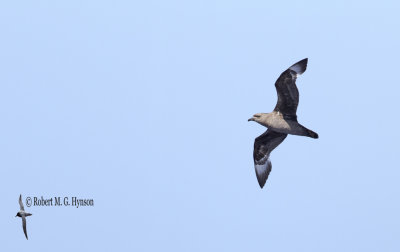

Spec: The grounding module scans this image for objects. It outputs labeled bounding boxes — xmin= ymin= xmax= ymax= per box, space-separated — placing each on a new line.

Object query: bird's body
xmin=16 ymin=212 xmax=32 ymax=218
xmin=16 ymin=194 xmax=32 ymax=240
xmin=251 ymin=111 xmax=316 ymax=137
xmin=248 ymin=58 xmax=318 ymax=188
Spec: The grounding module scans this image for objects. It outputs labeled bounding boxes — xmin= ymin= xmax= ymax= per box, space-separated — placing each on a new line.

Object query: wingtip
xmin=255 ymin=166 xmax=268 ymax=189
xmin=297 ymin=58 xmax=308 ymax=65
xmin=257 ymin=178 xmax=266 ymax=189
xmin=307 ymin=129 xmax=319 ymax=139
xmin=289 ymin=58 xmax=308 ymax=75
xmin=255 ymin=167 xmax=267 ymax=188
xmin=254 ymin=159 xmax=272 ymax=189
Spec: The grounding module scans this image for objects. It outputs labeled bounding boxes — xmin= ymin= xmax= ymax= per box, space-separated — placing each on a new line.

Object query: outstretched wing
xmin=273 ymin=58 xmax=308 ymax=119
xmin=22 ymin=216 xmax=28 ymax=240
xmin=253 ymin=129 xmax=287 ymax=188
xmin=19 ymin=194 xmax=24 ymax=211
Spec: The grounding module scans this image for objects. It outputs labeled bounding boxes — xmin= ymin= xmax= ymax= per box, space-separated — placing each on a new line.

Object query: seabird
xmin=248 ymin=58 xmax=318 ymax=188
xmin=15 ymin=194 xmax=32 ymax=240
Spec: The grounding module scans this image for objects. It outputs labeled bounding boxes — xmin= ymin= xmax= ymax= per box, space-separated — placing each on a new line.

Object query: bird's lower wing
xmin=253 ymin=130 xmax=287 ymax=188
xmin=22 ymin=216 xmax=28 ymax=240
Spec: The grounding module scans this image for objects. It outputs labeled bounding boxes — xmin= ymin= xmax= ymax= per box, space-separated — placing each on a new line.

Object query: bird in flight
xmin=248 ymin=58 xmax=318 ymax=188
xmin=15 ymin=194 xmax=32 ymax=239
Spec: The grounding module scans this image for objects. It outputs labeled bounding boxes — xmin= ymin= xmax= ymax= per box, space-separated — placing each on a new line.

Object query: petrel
xmin=248 ymin=58 xmax=318 ymax=188
xmin=15 ymin=194 xmax=32 ymax=240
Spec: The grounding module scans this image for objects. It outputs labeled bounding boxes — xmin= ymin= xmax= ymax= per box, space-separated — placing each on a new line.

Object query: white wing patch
xmin=289 ymin=64 xmax=303 ymax=74
xmin=289 ymin=59 xmax=307 ymax=75
xmin=255 ymin=157 xmax=272 ymax=188
xmin=255 ymin=163 xmax=266 ymax=176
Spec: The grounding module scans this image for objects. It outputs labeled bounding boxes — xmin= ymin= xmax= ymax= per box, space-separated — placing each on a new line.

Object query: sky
xmin=1 ymin=0 xmax=400 ymax=251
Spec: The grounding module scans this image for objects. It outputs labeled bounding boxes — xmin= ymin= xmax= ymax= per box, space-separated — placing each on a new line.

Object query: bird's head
xmin=15 ymin=212 xmax=20 ymax=217
xmin=248 ymin=113 xmax=263 ymax=122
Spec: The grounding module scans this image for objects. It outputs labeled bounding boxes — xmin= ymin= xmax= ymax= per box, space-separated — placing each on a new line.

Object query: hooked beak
xmin=248 ymin=117 xmax=254 ymax=122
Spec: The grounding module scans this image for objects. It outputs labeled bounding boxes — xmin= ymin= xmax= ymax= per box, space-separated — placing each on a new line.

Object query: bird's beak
xmin=248 ymin=118 xmax=254 ymax=122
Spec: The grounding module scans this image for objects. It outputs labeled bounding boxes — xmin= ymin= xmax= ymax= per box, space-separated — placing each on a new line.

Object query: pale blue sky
xmin=1 ymin=0 xmax=400 ymax=251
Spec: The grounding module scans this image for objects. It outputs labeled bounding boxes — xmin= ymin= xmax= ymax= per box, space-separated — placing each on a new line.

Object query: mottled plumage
xmin=16 ymin=194 xmax=32 ymax=240
xmin=248 ymin=58 xmax=318 ymax=188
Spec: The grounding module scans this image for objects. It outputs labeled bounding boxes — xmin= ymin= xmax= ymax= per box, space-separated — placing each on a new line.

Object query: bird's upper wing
xmin=273 ymin=58 xmax=308 ymax=119
xmin=22 ymin=216 xmax=28 ymax=240
xmin=19 ymin=194 xmax=24 ymax=211
xmin=253 ymin=129 xmax=287 ymax=188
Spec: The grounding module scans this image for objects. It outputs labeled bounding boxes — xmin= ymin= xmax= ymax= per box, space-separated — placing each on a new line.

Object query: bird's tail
xmin=298 ymin=124 xmax=319 ymax=139
xmin=306 ymin=129 xmax=319 ymax=139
